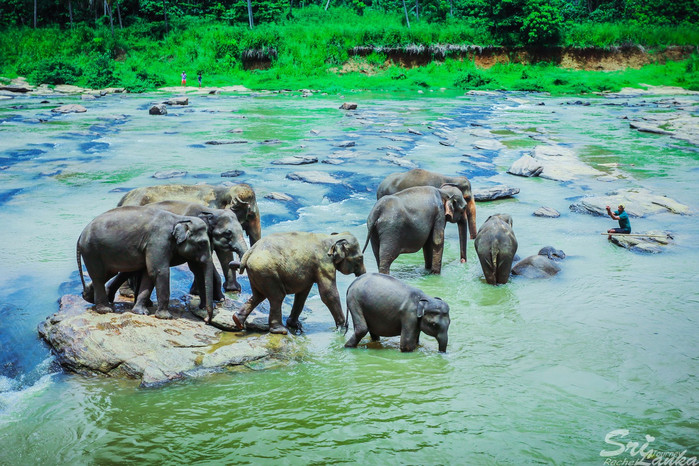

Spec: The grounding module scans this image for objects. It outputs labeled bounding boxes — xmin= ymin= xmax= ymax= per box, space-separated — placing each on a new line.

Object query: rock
xmin=206 ymin=140 xmax=248 ymax=145
xmin=329 ymin=150 xmax=358 ymax=159
xmin=54 ymin=85 xmax=87 ymax=94
xmin=153 ymin=170 xmax=187 ymax=179
xmin=271 ymin=156 xmax=318 ymax=166
xmin=81 ymin=94 xmax=97 ymax=101
xmin=52 ymin=104 xmax=87 ymax=114
xmin=533 ymin=207 xmax=560 ymax=218
xmin=629 ymin=121 xmax=672 ymax=135
xmin=473 ymin=139 xmax=505 ymax=151
xmin=384 ymin=155 xmax=417 ymax=169
xmin=570 ymin=188 xmax=690 ymax=217
xmin=609 ymin=231 xmax=672 ymax=253
xmin=261 ymin=139 xmax=282 ymax=145
xmin=508 ymin=155 xmax=544 ymax=177
xmin=336 ymin=140 xmax=356 ymax=148
xmin=149 ymin=104 xmax=168 ymax=115
xmin=439 ymin=140 xmax=456 ymax=146
xmin=473 ymin=185 xmax=520 ymax=202
xmin=340 ymin=102 xmax=358 ymax=110
xmin=0 ymin=85 xmax=32 ymax=93
xmin=322 ymin=159 xmax=345 ymax=165
xmin=265 ymin=192 xmax=294 ymax=202
xmin=221 ymin=170 xmax=244 ymax=178
xmin=37 ymin=295 xmax=301 ymax=387
xmin=209 ymin=90 xmax=220 ymax=95
xmin=286 ymin=171 xmax=344 ymax=185
xmin=407 ymin=128 xmax=422 ymax=135
xmin=164 ymin=97 xmax=188 ymax=106
xmin=310 ymin=129 xmax=320 ymax=135
xmin=512 ymin=255 xmax=561 ymax=278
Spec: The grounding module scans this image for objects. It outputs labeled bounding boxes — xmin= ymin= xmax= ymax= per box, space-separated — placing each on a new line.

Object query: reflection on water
xmin=0 ymin=90 xmax=697 ymax=463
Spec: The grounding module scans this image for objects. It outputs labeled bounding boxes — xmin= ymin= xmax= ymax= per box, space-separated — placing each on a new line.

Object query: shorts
xmin=610 ymin=228 xmax=631 ymax=234
xmin=182 ymin=79 xmax=186 ymax=85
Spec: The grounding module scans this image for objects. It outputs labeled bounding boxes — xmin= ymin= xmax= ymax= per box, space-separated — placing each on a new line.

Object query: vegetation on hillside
xmin=0 ymin=0 xmax=696 ymax=93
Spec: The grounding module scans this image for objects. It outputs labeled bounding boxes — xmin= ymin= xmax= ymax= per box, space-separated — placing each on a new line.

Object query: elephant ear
xmin=197 ymin=211 xmax=216 ymax=229
xmin=173 ymin=221 xmax=191 ymax=244
xmin=327 ymin=238 xmax=349 ymax=263
xmin=417 ymin=298 xmax=429 ymax=318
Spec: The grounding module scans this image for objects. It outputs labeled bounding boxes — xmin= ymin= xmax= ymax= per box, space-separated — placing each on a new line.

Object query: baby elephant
xmin=344 ymin=273 xmax=451 ymax=352
xmin=474 ymin=213 xmax=518 ymax=285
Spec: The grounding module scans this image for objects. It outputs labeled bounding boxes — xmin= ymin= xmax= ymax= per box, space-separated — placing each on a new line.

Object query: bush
xmin=31 ymin=58 xmax=82 ymax=85
xmin=453 ymin=69 xmax=492 ymax=89
xmin=84 ymin=53 xmax=117 ymax=89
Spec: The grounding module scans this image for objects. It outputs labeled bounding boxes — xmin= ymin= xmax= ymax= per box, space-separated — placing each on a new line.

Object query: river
xmin=0 ymin=88 xmax=697 ymax=464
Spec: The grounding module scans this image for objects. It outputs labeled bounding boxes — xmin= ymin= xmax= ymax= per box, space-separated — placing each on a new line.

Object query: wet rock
xmin=153 ymin=170 xmax=187 ymax=179
xmin=340 ymin=102 xmax=358 ymax=110
xmin=336 ymin=140 xmax=356 ymax=148
xmin=265 ymin=192 xmax=294 ymax=202
xmin=271 ymin=156 xmax=318 ymax=165
xmin=329 ymin=150 xmax=358 ymax=160
xmin=384 ymin=155 xmax=417 ymax=169
xmin=508 ymin=155 xmax=544 ymax=177
xmin=473 ymin=139 xmax=506 ymax=151
xmin=164 ymin=97 xmax=188 ymax=106
xmin=310 ymin=129 xmax=320 ymax=135
xmin=533 ymin=207 xmax=560 ymax=218
xmin=570 ymin=188 xmax=690 ymax=217
xmin=221 ymin=170 xmax=244 ymax=178
xmin=261 ymin=139 xmax=282 ymax=145
xmin=322 ymin=159 xmax=345 ymax=165
xmin=0 ymin=84 xmax=32 ymax=93
xmin=52 ymin=104 xmax=87 ymax=114
xmin=473 ymin=185 xmax=520 ymax=202
xmin=81 ymin=94 xmax=97 ymax=101
xmin=286 ymin=171 xmax=344 ymax=185
xmin=407 ymin=128 xmax=422 ymax=135
xmin=37 ymin=295 xmax=300 ymax=387
xmin=609 ymin=231 xmax=673 ymax=253
xmin=512 ymin=255 xmax=561 ymax=278
xmin=629 ymin=121 xmax=672 ymax=135
xmin=206 ymin=140 xmax=248 ymax=145
xmin=149 ymin=104 xmax=168 ymax=115
xmin=54 ymin=84 xmax=87 ymax=94
xmin=439 ymin=140 xmax=456 ymax=147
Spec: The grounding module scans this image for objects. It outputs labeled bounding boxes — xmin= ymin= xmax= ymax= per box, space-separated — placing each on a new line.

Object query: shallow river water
xmin=0 ymin=89 xmax=697 ymax=464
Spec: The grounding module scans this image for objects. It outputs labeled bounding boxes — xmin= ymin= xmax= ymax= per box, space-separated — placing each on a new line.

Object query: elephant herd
xmin=76 ymin=168 xmax=564 ymax=353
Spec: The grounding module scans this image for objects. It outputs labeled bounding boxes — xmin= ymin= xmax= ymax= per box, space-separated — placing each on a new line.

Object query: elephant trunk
xmin=437 ymin=331 xmax=448 ymax=353
xmin=204 ymin=258 xmax=214 ymax=323
xmin=466 ymin=197 xmax=477 ymax=240
xmin=245 ymin=214 xmax=262 ymax=246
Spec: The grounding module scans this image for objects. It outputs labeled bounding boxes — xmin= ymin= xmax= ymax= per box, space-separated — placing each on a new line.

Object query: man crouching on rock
xmin=607 ymin=204 xmax=631 ymax=239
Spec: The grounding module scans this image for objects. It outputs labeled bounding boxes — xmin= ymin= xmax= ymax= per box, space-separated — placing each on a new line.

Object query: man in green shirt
xmin=606 ymin=204 xmax=631 ymax=238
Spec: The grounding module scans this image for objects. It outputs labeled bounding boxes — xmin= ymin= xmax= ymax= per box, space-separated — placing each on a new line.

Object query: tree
xmin=247 ymin=0 xmax=254 ymax=28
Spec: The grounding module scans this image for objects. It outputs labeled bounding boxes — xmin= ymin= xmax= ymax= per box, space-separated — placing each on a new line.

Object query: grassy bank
xmin=1 ymin=7 xmax=697 ymax=94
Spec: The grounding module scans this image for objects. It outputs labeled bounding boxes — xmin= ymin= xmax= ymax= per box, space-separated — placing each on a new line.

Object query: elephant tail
xmin=362 ymin=214 xmax=377 ymax=254
xmin=238 ymin=246 xmax=253 ymax=274
xmin=76 ymin=236 xmax=87 ymax=293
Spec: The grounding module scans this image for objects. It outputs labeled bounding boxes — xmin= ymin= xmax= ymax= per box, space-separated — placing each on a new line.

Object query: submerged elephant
xmin=344 ymin=273 xmax=451 ymax=352
xmin=233 ymin=232 xmax=366 ymax=334
xmin=364 ymin=185 xmax=466 ymax=274
xmin=511 ymin=246 xmax=566 ymax=278
xmin=117 ymin=183 xmax=261 ymax=246
xmin=376 ymin=169 xmax=477 ymax=263
xmin=474 ymin=213 xmax=518 ymax=285
xmin=77 ymin=206 xmax=215 ymax=321
xmin=149 ymin=201 xmax=248 ymax=293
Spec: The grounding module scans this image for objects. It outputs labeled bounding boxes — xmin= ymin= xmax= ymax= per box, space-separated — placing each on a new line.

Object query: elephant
xmin=344 ymin=273 xmax=451 ymax=352
xmin=232 ymin=232 xmax=366 ymax=334
xmin=376 ymin=169 xmax=477 ymax=263
xmin=474 ymin=213 xmax=518 ymax=285
xmin=117 ymin=183 xmax=261 ymax=247
xmin=364 ymin=185 xmax=467 ymax=275
xmin=511 ymin=246 xmax=565 ymax=278
xmin=148 ymin=201 xmax=248 ymax=294
xmin=77 ymin=206 xmax=215 ymax=322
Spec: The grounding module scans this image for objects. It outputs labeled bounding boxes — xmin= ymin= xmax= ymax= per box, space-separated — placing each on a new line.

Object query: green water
xmin=0 ymin=90 xmax=697 ymax=464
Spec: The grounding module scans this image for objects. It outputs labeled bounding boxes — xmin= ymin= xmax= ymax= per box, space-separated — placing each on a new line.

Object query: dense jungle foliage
xmin=0 ymin=0 xmax=697 ymax=93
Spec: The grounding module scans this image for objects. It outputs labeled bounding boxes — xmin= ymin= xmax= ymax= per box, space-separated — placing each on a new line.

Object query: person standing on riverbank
xmin=181 ymin=71 xmax=186 ymax=87
xmin=606 ymin=204 xmax=631 ymax=238
xmin=198 ymin=72 xmax=202 ymax=88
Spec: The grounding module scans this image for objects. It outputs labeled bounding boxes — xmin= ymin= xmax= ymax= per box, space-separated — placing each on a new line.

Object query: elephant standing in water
xmin=364 ymin=185 xmax=466 ymax=275
xmin=474 ymin=214 xmax=518 ymax=285
xmin=233 ymin=232 xmax=366 ymax=334
xmin=77 ymin=206 xmax=215 ymax=322
xmin=344 ymin=273 xmax=451 ymax=352
xmin=376 ymin=169 xmax=478 ymax=263
xmin=118 ymin=183 xmax=261 ymax=291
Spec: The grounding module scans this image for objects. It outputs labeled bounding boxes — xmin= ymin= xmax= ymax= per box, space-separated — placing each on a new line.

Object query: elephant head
xmin=439 ymin=184 xmax=467 ymax=224
xmin=198 ymin=210 xmax=248 ymax=258
xmin=327 ymin=233 xmax=366 ymax=277
xmin=417 ymin=297 xmax=451 ymax=352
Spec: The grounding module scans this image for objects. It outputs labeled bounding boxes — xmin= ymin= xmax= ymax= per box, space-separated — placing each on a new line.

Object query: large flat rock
xmin=38 ymin=295 xmax=302 ymax=388
xmin=508 ymin=145 xmax=603 ymax=182
xmin=570 ymin=188 xmax=691 ymax=217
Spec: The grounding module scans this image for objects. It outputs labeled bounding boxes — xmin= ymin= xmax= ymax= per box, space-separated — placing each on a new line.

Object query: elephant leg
xmin=496 ymin=255 xmax=514 ymax=285
xmin=233 ymin=288 xmax=265 ymax=330
xmin=132 ymin=272 xmax=154 ymax=316
xmin=286 ymin=285 xmax=311 ymax=331
xmin=106 ymin=272 xmax=132 ymax=302
xmin=378 ymin=244 xmax=399 ymax=275
xmin=400 ymin=321 xmax=420 ymax=352
xmin=369 ymin=332 xmax=380 ymax=342
xmin=92 ymin=275 xmax=113 ymax=314
xmin=267 ymin=295 xmax=288 ymax=335
xmin=423 ymin=236 xmax=434 ymax=271
xmin=191 ymin=266 xmax=225 ymax=302
xmin=152 ymin=267 xmax=173 ymax=319
xmin=217 ymin=249 xmax=241 ymax=292
xmin=344 ymin=304 xmax=369 ymax=348
xmin=429 ymin=226 xmax=445 ymax=274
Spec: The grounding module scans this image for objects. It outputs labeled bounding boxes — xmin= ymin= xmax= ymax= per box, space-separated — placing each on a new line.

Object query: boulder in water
xmin=38 ymin=295 xmax=302 ymax=387
xmin=473 ymin=185 xmax=520 ymax=202
xmin=533 ymin=207 xmax=561 ymax=218
xmin=149 ymin=104 xmax=168 ymax=115
xmin=508 ymin=155 xmax=544 ymax=177
xmin=286 ymin=171 xmax=344 ymax=185
xmin=52 ymin=104 xmax=87 ymax=114
xmin=339 ymin=102 xmax=357 ymax=110
xmin=570 ymin=188 xmax=690 ymax=217
xmin=271 ymin=156 xmax=318 ymax=166
xmin=164 ymin=97 xmax=188 ymax=106
xmin=609 ymin=231 xmax=673 ymax=253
